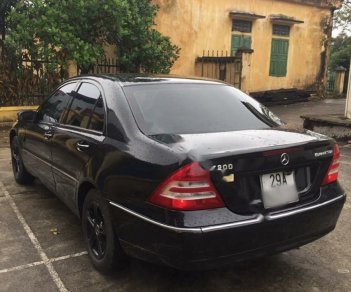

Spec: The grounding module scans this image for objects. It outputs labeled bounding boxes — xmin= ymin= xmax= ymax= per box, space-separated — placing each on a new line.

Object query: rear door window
xmin=38 ymin=82 xmax=77 ymax=124
xmin=65 ymin=82 xmax=104 ymax=131
xmin=88 ymin=97 xmax=105 ymax=132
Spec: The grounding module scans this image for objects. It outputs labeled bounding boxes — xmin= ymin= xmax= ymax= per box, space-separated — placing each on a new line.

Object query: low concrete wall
xmin=0 ymin=106 xmax=38 ymax=123
xmin=302 ymin=114 xmax=351 ymax=141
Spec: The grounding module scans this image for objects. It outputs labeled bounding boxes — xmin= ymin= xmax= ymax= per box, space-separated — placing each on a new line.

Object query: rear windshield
xmin=123 ymin=83 xmax=282 ymax=135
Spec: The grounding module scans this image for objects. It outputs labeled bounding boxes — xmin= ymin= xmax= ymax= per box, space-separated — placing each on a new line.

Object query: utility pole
xmin=345 ymin=61 xmax=351 ymax=119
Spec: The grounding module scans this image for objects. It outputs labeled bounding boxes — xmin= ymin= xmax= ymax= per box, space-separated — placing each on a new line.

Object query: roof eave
xmin=229 ymin=11 xmax=266 ymax=21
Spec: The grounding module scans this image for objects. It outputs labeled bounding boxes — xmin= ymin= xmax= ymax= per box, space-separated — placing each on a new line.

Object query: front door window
xmin=37 ymin=82 xmax=77 ymax=124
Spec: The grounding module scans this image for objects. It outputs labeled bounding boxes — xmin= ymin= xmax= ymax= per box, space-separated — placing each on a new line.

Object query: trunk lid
xmin=151 ymin=129 xmax=334 ymax=214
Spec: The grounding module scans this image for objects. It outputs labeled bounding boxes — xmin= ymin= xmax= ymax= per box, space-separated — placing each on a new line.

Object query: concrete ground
xmin=0 ymin=99 xmax=350 ymax=292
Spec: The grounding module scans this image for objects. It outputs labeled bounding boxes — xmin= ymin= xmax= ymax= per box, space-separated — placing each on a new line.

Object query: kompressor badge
xmin=315 ymin=150 xmax=333 ymax=158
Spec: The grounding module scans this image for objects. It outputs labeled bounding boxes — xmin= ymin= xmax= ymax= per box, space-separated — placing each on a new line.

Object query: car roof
xmin=68 ymin=74 xmax=226 ymax=87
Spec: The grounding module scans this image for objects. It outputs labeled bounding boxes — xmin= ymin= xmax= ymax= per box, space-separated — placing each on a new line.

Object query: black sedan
xmin=9 ymin=75 xmax=346 ymax=273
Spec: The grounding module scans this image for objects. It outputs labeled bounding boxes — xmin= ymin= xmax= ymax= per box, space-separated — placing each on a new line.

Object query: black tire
xmin=11 ymin=136 xmax=35 ymax=185
xmin=82 ymin=189 xmax=127 ymax=274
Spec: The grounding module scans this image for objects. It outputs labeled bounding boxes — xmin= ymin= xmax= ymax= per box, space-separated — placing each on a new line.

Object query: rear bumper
xmin=110 ymin=189 xmax=346 ymax=270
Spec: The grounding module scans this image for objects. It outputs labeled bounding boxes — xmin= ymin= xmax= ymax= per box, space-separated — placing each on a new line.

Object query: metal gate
xmin=91 ymin=57 xmax=120 ymax=75
xmin=195 ymin=51 xmax=242 ymax=89
xmin=327 ymin=70 xmax=336 ymax=92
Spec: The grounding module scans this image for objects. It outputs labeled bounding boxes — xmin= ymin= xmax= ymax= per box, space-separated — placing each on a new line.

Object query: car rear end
xmin=110 ymin=78 xmax=346 ymax=270
xmin=128 ymin=142 xmax=343 ymax=269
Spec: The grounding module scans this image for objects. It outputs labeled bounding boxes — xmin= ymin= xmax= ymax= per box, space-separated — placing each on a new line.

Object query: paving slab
xmin=53 ymin=248 xmax=351 ymax=292
xmin=0 ymin=264 xmax=58 ymax=292
xmin=11 ymin=191 xmax=85 ymax=259
xmin=0 ymin=147 xmax=85 ymax=260
xmin=0 ymin=199 xmax=42 ymax=270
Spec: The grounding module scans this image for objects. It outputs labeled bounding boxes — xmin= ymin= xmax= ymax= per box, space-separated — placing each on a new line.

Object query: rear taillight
xmin=148 ymin=162 xmax=224 ymax=211
xmin=322 ymin=144 xmax=340 ymax=186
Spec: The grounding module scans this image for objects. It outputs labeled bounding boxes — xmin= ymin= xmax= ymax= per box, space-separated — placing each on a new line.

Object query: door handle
xmin=76 ymin=141 xmax=90 ymax=152
xmin=44 ymin=130 xmax=54 ymax=140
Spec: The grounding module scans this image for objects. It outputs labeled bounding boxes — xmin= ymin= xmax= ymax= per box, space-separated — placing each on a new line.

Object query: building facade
xmin=153 ymin=0 xmax=341 ymax=94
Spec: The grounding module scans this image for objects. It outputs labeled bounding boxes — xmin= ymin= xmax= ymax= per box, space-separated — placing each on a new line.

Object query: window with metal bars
xmin=272 ymin=24 xmax=290 ymax=36
xmin=232 ymin=20 xmax=252 ymax=33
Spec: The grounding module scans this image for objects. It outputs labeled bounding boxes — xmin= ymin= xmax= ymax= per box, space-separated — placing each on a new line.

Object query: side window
xmin=38 ymin=82 xmax=77 ymax=124
xmin=88 ymin=97 xmax=105 ymax=132
xmin=65 ymin=82 xmax=104 ymax=131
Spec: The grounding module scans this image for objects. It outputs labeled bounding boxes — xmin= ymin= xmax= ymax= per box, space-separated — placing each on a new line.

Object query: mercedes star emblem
xmin=281 ymin=153 xmax=290 ymax=166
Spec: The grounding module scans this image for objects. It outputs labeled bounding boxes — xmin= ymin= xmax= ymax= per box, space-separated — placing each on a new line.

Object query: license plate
xmin=260 ymin=171 xmax=299 ymax=209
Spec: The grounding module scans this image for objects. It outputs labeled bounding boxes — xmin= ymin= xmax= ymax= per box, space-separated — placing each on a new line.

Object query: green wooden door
xmin=269 ymin=39 xmax=289 ymax=77
xmin=231 ymin=35 xmax=251 ymax=55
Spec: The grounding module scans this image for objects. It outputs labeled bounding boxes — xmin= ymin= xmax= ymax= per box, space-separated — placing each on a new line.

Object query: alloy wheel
xmin=86 ymin=202 xmax=107 ymax=260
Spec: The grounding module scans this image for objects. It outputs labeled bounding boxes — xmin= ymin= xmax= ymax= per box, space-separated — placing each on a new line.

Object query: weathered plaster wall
xmin=153 ymin=0 xmax=332 ymax=93
xmin=0 ymin=106 xmax=38 ymax=123
xmin=280 ymin=0 xmax=341 ymax=8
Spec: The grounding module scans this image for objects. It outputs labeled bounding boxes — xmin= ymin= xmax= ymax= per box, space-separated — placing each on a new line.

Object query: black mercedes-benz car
xmin=10 ymin=75 xmax=345 ymax=273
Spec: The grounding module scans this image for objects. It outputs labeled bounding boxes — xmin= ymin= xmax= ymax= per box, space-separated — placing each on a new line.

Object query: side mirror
xmin=17 ymin=110 xmax=37 ymax=123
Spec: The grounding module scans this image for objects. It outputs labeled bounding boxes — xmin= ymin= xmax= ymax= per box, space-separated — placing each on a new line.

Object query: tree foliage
xmin=331 ymin=33 xmax=351 ymax=70
xmin=330 ymin=33 xmax=351 ymax=94
xmin=116 ymin=0 xmax=180 ymax=73
xmin=6 ymin=0 xmax=180 ymax=74
xmin=334 ymin=0 xmax=351 ymax=35
xmin=332 ymin=1 xmax=351 ymax=91
xmin=0 ymin=0 xmax=18 ymax=55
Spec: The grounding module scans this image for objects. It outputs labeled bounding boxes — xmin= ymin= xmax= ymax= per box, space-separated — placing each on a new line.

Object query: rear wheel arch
xmin=77 ymin=181 xmax=96 ymax=219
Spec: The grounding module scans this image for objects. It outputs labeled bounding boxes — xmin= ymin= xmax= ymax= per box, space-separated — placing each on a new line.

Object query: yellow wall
xmin=0 ymin=106 xmax=38 ymax=123
xmin=153 ymin=0 xmax=332 ymax=93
